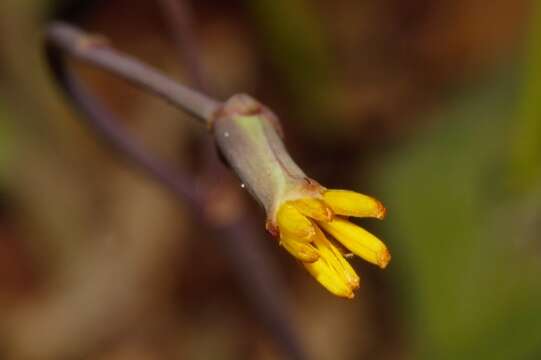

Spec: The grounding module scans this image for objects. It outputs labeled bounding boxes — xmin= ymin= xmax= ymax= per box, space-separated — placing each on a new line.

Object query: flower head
xmin=213 ymin=94 xmax=390 ymax=299
xmin=273 ymin=188 xmax=389 ymax=299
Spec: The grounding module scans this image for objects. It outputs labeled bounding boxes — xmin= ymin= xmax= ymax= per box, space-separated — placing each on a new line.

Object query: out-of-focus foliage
xmin=374 ymin=71 xmax=541 ymax=359
xmin=247 ymin=0 xmax=340 ymax=135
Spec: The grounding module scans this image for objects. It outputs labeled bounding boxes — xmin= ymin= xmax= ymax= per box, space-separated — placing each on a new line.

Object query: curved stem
xmin=44 ymin=20 xmax=308 ymax=360
xmin=45 ymin=22 xmax=221 ymax=124
xmin=44 ymin=23 xmax=203 ymax=208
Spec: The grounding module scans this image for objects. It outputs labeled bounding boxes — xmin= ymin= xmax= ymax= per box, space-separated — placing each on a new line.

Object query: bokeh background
xmin=1 ymin=0 xmax=540 ymax=359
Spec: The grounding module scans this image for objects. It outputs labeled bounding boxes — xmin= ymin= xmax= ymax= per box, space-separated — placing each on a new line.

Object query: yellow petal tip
xmin=323 ymin=189 xmax=386 ymax=219
xmin=349 ymin=277 xmax=361 ymax=290
xmin=332 ymin=286 xmax=355 ymax=299
xmin=375 ymin=201 xmax=387 ymax=220
xmin=377 ymin=248 xmax=391 ymax=269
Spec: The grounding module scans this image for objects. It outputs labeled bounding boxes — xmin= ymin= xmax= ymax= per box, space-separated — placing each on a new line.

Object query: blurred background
xmin=1 ymin=0 xmax=540 ymax=359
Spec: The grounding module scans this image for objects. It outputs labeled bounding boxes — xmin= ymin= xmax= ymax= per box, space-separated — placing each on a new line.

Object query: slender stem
xmin=45 ymin=20 xmax=307 ymax=360
xmin=45 ymin=21 xmax=221 ymax=124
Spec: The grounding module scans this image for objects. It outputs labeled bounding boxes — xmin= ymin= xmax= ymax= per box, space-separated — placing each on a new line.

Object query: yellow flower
xmin=275 ymin=189 xmax=390 ymax=299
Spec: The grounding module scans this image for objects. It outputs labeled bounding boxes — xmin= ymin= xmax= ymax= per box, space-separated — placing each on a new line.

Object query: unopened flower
xmin=213 ymin=94 xmax=390 ymax=298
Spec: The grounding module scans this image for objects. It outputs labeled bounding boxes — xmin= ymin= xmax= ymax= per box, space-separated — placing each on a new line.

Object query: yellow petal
xmin=290 ymin=198 xmax=333 ymax=221
xmin=280 ymin=235 xmax=320 ymax=262
xmin=323 ymin=190 xmax=386 ymax=219
xmin=276 ymin=203 xmax=316 ymax=242
xmin=312 ymin=225 xmax=360 ymax=289
xmin=318 ymin=217 xmax=391 ymax=268
xmin=304 ymin=259 xmax=354 ymax=299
